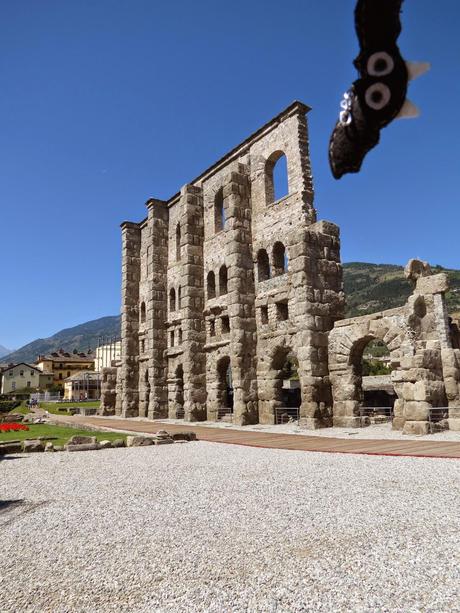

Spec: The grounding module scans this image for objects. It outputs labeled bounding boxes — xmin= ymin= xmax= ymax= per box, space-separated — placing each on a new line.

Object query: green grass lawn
xmin=0 ymin=423 xmax=128 ymax=447
xmin=39 ymin=401 xmax=100 ymax=416
xmin=9 ymin=402 xmax=31 ymax=415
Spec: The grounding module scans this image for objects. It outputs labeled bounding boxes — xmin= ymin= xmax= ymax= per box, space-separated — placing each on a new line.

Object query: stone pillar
xmin=393 ymin=345 xmax=447 ymax=435
xmin=296 ymin=221 xmax=344 ymax=428
xmin=441 ymin=348 xmax=460 ymax=431
xmin=98 ymin=367 xmax=117 ymax=416
xmin=224 ymin=166 xmax=258 ymax=425
xmin=146 ymin=199 xmax=169 ymax=419
xmin=178 ymin=185 xmax=207 ymax=421
xmin=120 ymin=222 xmax=141 ymax=417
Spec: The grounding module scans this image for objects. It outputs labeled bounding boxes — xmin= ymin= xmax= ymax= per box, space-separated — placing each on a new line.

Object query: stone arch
xmin=139 ymin=367 xmax=150 ymax=418
xmin=329 ymin=315 xmax=414 ymax=427
xmin=216 ymin=355 xmax=233 ymax=420
xmin=174 ymin=364 xmax=184 ymax=419
xmin=214 ymin=187 xmax=225 ymax=233
xmin=175 ymin=223 xmax=181 ymax=261
xmin=219 ymin=265 xmax=228 ymax=296
xmin=169 ymin=287 xmax=176 ymax=312
xmin=256 ymin=249 xmax=270 ymax=282
xmin=207 ymin=270 xmax=216 ymax=299
xmin=265 ymin=150 xmax=289 ymax=204
xmin=258 ymin=343 xmax=301 ymax=424
xmin=272 ymin=241 xmax=287 ymax=276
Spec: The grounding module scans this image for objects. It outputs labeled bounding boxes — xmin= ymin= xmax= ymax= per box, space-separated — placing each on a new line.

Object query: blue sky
xmin=1 ymin=0 xmax=459 ymax=349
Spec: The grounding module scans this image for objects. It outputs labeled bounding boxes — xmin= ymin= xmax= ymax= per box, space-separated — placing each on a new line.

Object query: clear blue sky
xmin=1 ymin=0 xmax=459 ymax=349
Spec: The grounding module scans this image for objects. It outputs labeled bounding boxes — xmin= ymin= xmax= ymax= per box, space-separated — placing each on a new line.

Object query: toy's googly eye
xmin=367 ymin=52 xmax=394 ymax=76
xmin=364 ymin=83 xmax=391 ymax=110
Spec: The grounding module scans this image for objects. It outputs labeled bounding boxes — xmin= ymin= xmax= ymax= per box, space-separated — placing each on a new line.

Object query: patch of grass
xmin=39 ymin=401 xmax=100 ymax=416
xmin=10 ymin=402 xmax=31 ymax=415
xmin=0 ymin=424 xmax=129 ymax=447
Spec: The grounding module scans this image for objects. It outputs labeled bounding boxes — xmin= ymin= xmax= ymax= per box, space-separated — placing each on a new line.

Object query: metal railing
xmin=428 ymin=407 xmax=449 ymax=423
xmin=359 ymin=406 xmax=394 ymax=421
xmin=217 ymin=407 xmax=233 ymax=421
xmin=274 ymin=407 xmax=300 ymax=425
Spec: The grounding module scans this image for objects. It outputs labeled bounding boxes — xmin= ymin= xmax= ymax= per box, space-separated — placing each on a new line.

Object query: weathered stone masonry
xmin=101 ymin=101 xmax=460 ymax=433
xmin=104 ymin=101 xmax=345 ymax=426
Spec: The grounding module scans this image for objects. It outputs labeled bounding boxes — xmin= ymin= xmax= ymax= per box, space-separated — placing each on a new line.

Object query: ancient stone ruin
xmin=100 ymin=101 xmax=460 ymax=434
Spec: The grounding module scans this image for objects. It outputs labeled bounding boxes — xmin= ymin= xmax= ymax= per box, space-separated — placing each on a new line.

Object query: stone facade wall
xmin=114 ymin=101 xmax=344 ymax=427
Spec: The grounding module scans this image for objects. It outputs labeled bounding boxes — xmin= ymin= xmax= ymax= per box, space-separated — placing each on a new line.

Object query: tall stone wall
xmin=114 ymin=101 xmax=342 ymax=427
xmin=119 ymin=222 xmax=141 ymax=418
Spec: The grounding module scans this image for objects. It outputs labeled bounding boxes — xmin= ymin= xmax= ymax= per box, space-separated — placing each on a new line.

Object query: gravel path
xmin=1 ymin=443 xmax=459 ymax=613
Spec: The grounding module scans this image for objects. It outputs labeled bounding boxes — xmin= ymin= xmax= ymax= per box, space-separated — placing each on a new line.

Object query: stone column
xmin=120 ymin=222 xmax=141 ymax=417
xmin=146 ymin=199 xmax=169 ymax=419
xmin=224 ymin=166 xmax=258 ymax=425
xmin=178 ymin=185 xmax=207 ymax=421
xmin=98 ymin=367 xmax=117 ymax=416
xmin=296 ymin=221 xmax=344 ymax=428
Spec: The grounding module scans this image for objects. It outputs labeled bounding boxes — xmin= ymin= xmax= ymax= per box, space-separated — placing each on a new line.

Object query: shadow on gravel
xmin=0 ymin=499 xmax=25 ymax=512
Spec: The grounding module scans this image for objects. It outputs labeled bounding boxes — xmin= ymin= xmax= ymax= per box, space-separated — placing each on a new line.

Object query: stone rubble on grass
xmin=44 ymin=442 xmax=54 ymax=452
xmin=126 ymin=435 xmax=154 ymax=447
xmin=22 ymin=439 xmax=45 ymax=453
xmin=98 ymin=440 xmax=113 ymax=449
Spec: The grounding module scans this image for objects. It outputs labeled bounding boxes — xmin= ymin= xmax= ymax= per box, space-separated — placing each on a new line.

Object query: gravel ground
xmin=131 ymin=416 xmax=460 ymax=441
xmin=1 ymin=443 xmax=459 ymax=613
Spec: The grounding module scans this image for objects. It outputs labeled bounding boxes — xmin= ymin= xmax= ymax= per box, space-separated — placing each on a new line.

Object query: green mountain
xmin=343 ymin=262 xmax=460 ymax=317
xmin=2 ymin=316 xmax=121 ymax=365
xmin=4 ymin=262 xmax=460 ymax=364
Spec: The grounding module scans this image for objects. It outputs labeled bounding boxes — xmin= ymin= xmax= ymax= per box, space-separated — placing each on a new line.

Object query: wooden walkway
xmin=56 ymin=415 xmax=460 ymax=459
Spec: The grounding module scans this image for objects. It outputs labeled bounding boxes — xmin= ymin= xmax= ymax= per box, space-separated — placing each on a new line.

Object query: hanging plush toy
xmin=329 ymin=0 xmax=429 ymax=179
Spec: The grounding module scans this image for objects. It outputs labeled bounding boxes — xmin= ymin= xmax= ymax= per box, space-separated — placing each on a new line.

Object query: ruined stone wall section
xmin=223 ymin=166 xmax=258 ymax=425
xmin=99 ymin=367 xmax=117 ymax=415
xmin=120 ymin=223 xmax=141 ymax=417
xmin=178 ymin=185 xmax=207 ymax=421
xmin=249 ymin=108 xmax=316 ymax=238
xmin=145 ymin=200 xmax=169 ymax=419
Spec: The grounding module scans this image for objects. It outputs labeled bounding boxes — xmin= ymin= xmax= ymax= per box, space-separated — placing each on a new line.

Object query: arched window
xmin=272 ymin=242 xmax=287 ymax=275
xmin=140 ymin=302 xmax=146 ymax=323
xmin=207 ymin=271 xmax=216 ymax=299
xmin=169 ymin=288 xmax=176 ymax=312
xmin=176 ymin=223 xmax=181 ymax=261
xmin=214 ymin=188 xmax=225 ymax=233
xmin=265 ymin=151 xmax=289 ymax=204
xmin=219 ymin=265 xmax=228 ymax=295
xmin=257 ymin=249 xmax=270 ymax=282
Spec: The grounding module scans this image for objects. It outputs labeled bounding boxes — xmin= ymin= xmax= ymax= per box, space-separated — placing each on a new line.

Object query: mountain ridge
xmin=3 ymin=262 xmax=460 ymax=364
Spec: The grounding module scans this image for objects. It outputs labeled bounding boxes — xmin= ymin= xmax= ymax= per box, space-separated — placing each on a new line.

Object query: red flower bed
xmin=0 ymin=423 xmax=29 ymax=433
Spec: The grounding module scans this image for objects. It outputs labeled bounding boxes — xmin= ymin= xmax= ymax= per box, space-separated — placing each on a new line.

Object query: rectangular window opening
xmin=276 ymin=301 xmax=289 ymax=322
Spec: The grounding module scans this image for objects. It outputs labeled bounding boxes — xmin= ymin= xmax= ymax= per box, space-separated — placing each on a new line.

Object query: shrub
xmin=0 ymin=401 xmax=21 ymax=414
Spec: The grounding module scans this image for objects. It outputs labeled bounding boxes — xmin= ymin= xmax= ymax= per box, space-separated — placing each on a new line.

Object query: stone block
xmin=98 ymin=440 xmax=113 ymax=449
xmin=332 ymin=416 xmax=369 ymax=428
xmin=66 ymin=443 xmax=100 ymax=452
xmin=112 ymin=438 xmax=126 ymax=448
xmin=447 ymin=418 xmax=460 ymax=431
xmin=172 ymin=432 xmax=197 ymax=441
xmin=44 ymin=442 xmax=54 ymax=452
xmin=392 ymin=417 xmax=405 ymax=431
xmin=126 ymin=435 xmax=154 ymax=447
xmin=67 ymin=435 xmax=97 ymax=446
xmin=22 ymin=440 xmax=45 ymax=453
xmin=415 ymin=273 xmax=449 ymax=295
xmin=0 ymin=442 xmax=23 ymax=455
xmin=402 ymin=421 xmax=430 ymax=436
xmin=403 ymin=401 xmax=430 ymax=421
